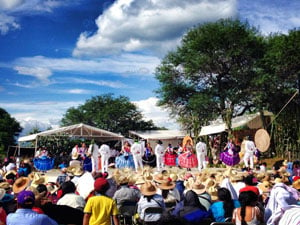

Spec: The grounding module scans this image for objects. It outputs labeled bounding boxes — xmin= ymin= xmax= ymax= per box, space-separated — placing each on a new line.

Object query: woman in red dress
xmin=164 ymin=143 xmax=177 ymax=167
xmin=178 ymin=138 xmax=198 ymax=171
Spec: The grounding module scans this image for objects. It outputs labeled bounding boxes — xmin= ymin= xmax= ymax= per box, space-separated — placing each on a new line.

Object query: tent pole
xmin=35 ymin=136 xmax=38 ymax=156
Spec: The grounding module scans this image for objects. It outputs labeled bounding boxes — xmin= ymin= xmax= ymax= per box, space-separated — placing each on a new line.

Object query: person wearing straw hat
xmin=264 ymin=178 xmax=299 ymax=225
xmin=113 ymin=175 xmax=141 ymax=209
xmin=177 ymin=190 xmax=210 ymax=224
xmin=196 ymin=141 xmax=208 ymax=172
xmin=131 ymin=140 xmax=144 ymax=172
xmin=192 ymin=180 xmax=212 ymax=211
xmin=155 ymin=140 xmax=165 ymax=172
xmin=157 ymin=177 xmax=179 ymax=207
xmin=137 ymin=181 xmax=165 ymax=223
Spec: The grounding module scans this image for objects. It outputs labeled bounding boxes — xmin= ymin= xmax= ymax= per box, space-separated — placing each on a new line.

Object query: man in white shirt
xmin=131 ymin=141 xmax=144 ymax=172
xmin=99 ymin=144 xmax=110 ymax=173
xmin=195 ymin=141 xmax=207 ymax=172
xmin=155 ymin=140 xmax=165 ymax=172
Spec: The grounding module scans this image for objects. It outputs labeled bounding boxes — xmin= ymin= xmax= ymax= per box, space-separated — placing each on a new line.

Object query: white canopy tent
xmin=18 ymin=123 xmax=124 ymax=152
xmin=129 ymin=130 xmax=186 ymax=147
xmin=199 ymin=111 xmax=273 ymax=136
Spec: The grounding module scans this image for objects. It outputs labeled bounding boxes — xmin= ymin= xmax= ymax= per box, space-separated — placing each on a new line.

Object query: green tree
xmin=0 ymin=108 xmax=22 ymax=154
xmin=155 ymin=19 xmax=265 ymax=136
xmin=254 ymin=29 xmax=300 ymax=156
xmin=61 ymin=94 xmax=160 ymax=136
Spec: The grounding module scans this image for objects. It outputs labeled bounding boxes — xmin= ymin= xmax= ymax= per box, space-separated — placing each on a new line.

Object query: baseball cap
xmin=17 ymin=190 xmax=35 ymax=205
xmin=94 ymin=177 xmax=109 ymax=192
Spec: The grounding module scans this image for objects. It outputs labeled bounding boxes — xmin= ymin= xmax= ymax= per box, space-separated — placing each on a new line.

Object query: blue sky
xmin=0 ymin=0 xmax=299 ymax=136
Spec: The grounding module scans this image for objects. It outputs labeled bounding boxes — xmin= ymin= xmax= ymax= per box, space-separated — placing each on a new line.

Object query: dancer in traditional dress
xmin=220 ymin=137 xmax=240 ymax=167
xmin=195 ymin=141 xmax=207 ymax=172
xmin=178 ymin=137 xmax=198 ymax=171
xmin=115 ymin=141 xmax=135 ymax=169
xmin=164 ymin=143 xmax=177 ymax=167
xmin=155 ymin=140 xmax=165 ymax=171
xmin=131 ymin=140 xmax=144 ymax=172
xmin=79 ymin=142 xmax=88 ymax=159
xmin=142 ymin=142 xmax=156 ymax=167
xmin=33 ymin=147 xmax=54 ymax=172
xmin=99 ymin=144 xmax=111 ymax=173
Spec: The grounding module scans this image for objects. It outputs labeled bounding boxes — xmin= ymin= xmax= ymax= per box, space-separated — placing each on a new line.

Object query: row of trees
xmin=155 ymin=19 xmax=299 ymax=155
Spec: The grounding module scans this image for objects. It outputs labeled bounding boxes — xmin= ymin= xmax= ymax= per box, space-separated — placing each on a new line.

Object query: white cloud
xmin=73 ymin=0 xmax=237 ymax=57
xmin=14 ymin=66 xmax=52 ymax=83
xmin=65 ymin=89 xmax=91 ymax=94
xmin=10 ymin=54 xmax=159 ymax=77
xmin=1 ymin=100 xmax=83 ymax=133
xmin=0 ymin=0 xmax=76 ymax=35
xmin=0 ymin=13 xmax=20 ymax=34
xmin=65 ymin=78 xmax=127 ymax=89
xmin=133 ymin=97 xmax=179 ymax=130
xmin=0 ymin=0 xmax=23 ymax=10
xmin=238 ymin=0 xmax=300 ymax=35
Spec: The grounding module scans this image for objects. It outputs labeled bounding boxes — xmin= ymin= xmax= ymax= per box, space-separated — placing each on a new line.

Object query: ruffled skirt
xmin=115 ymin=154 xmax=135 ymax=169
xmin=33 ymin=156 xmax=55 ymax=171
xmin=178 ymin=152 xmax=198 ymax=168
xmin=220 ymin=152 xmax=240 ymax=166
xmin=164 ymin=153 xmax=177 ymax=166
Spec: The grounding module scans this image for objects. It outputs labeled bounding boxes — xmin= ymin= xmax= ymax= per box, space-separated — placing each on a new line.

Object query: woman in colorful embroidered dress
xmin=115 ymin=141 xmax=135 ymax=169
xmin=164 ymin=143 xmax=177 ymax=167
xmin=142 ymin=142 xmax=156 ymax=167
xmin=178 ymin=139 xmax=198 ymax=171
xmin=220 ymin=137 xmax=240 ymax=167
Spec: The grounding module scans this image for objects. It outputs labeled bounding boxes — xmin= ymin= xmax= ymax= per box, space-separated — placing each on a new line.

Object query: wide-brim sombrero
xmin=254 ymin=129 xmax=270 ymax=152
xmin=183 ymin=136 xmax=193 ymax=147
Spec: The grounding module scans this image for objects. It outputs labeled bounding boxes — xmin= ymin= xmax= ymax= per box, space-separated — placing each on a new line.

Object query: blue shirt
xmin=7 ymin=208 xmax=58 ymax=225
xmin=209 ymin=199 xmax=240 ymax=222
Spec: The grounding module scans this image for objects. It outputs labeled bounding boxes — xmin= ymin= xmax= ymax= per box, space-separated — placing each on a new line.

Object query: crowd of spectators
xmin=0 ymin=156 xmax=299 ymax=225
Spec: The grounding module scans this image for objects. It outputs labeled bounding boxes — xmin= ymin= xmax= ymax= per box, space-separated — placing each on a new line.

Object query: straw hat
xmin=0 ymin=182 xmax=11 ymax=191
xmin=170 ymin=174 xmax=178 ymax=182
xmin=72 ymin=151 xmax=79 ymax=160
xmin=4 ymin=170 xmax=17 ymax=179
xmin=293 ymin=179 xmax=300 ymax=190
xmin=254 ymin=129 xmax=270 ymax=152
xmin=258 ymin=181 xmax=271 ymax=193
xmin=46 ymin=182 xmax=59 ymax=194
xmin=31 ymin=173 xmax=47 ymax=188
xmin=13 ymin=177 xmax=31 ymax=194
xmin=158 ymin=178 xmax=176 ymax=190
xmin=134 ymin=176 xmax=145 ymax=185
xmin=144 ymin=172 xmax=153 ymax=182
xmin=117 ymin=175 xmax=129 ymax=185
xmin=73 ymin=167 xmax=84 ymax=176
xmin=140 ymin=181 xmax=157 ymax=196
xmin=153 ymin=174 xmax=166 ymax=184
xmin=192 ymin=181 xmax=206 ymax=194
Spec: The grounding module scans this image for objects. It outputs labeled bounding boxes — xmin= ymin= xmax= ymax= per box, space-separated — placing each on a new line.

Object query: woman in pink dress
xmin=164 ymin=143 xmax=177 ymax=167
xmin=178 ymin=139 xmax=198 ymax=171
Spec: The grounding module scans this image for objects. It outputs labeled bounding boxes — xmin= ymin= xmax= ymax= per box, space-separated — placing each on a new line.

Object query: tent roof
xmin=129 ymin=130 xmax=186 ymax=140
xmin=199 ymin=111 xmax=273 ymax=136
xmin=18 ymin=123 xmax=124 ymax=142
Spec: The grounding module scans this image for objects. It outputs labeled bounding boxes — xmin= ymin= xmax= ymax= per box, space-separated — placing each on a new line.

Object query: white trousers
xmin=101 ymin=156 xmax=109 ymax=173
xmin=156 ymin=155 xmax=164 ymax=171
xmin=243 ymin=152 xmax=254 ymax=169
xmin=91 ymin=156 xmax=99 ymax=172
xmin=133 ymin=155 xmax=143 ymax=171
xmin=197 ymin=153 xmax=206 ymax=171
